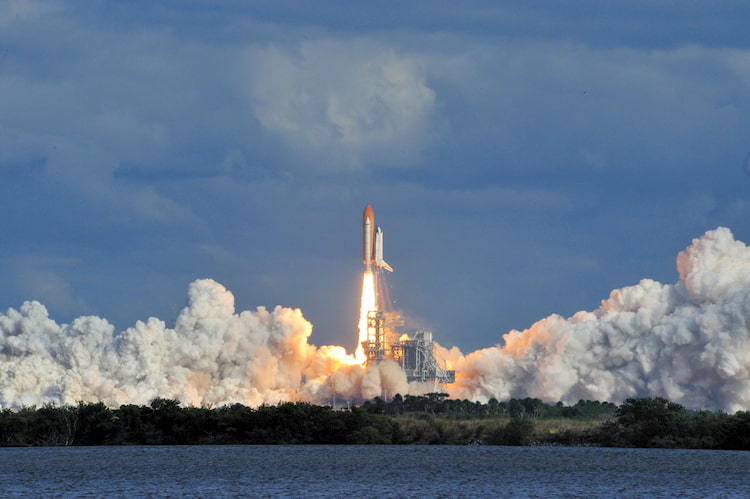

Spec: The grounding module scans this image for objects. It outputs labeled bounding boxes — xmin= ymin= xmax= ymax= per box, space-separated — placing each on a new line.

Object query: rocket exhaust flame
xmin=1 ymin=226 xmax=749 ymax=412
xmin=355 ymin=272 xmax=376 ymax=363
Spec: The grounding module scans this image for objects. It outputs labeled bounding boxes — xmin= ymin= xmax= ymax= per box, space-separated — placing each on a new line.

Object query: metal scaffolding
xmin=361 ymin=310 xmax=455 ymax=386
xmin=362 ymin=311 xmax=387 ymax=366
xmin=393 ymin=331 xmax=455 ymax=385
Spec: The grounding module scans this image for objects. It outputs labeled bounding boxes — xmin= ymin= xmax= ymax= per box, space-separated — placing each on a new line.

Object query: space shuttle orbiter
xmin=374 ymin=226 xmax=393 ymax=272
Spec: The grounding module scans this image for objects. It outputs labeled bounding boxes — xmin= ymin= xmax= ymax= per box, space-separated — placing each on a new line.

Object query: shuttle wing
xmin=376 ymin=259 xmax=393 ymax=272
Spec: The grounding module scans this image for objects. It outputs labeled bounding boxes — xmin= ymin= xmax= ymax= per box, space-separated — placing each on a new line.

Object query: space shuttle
xmin=362 ymin=204 xmax=393 ymax=273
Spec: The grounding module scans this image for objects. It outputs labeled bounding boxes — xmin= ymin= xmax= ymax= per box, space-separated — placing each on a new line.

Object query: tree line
xmin=0 ymin=396 xmax=748 ymax=449
xmin=362 ymin=392 xmax=617 ymax=420
xmin=0 ymin=399 xmax=394 ymax=446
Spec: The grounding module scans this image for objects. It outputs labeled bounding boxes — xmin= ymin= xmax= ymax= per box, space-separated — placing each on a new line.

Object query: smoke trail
xmin=1 ymin=227 xmax=749 ymax=411
xmin=446 ymin=227 xmax=750 ymax=412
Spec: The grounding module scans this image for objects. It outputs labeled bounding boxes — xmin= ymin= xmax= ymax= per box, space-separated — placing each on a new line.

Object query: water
xmin=1 ymin=445 xmax=748 ymax=498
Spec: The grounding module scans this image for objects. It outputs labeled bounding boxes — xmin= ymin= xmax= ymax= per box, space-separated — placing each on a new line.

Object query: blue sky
xmin=2 ymin=1 xmax=750 ymax=353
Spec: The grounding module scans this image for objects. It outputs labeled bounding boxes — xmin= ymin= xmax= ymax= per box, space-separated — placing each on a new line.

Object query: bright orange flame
xmin=315 ymin=345 xmax=360 ymax=371
xmin=355 ymin=272 xmax=376 ymax=363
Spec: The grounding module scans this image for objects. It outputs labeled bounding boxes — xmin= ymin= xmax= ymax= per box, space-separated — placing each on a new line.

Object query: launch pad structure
xmin=362 ymin=310 xmax=456 ymax=387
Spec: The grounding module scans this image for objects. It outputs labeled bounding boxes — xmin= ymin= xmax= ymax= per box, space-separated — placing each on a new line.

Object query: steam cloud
xmin=0 ymin=279 xmax=407 ymax=409
xmin=1 ymin=227 xmax=749 ymax=411
xmin=447 ymin=227 xmax=750 ymax=412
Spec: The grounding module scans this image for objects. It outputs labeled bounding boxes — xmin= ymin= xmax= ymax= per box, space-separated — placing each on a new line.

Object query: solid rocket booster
xmin=362 ymin=204 xmax=392 ymax=273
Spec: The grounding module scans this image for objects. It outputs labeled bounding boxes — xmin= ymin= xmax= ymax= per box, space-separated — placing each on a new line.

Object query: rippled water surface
xmin=1 ymin=445 xmax=748 ymax=498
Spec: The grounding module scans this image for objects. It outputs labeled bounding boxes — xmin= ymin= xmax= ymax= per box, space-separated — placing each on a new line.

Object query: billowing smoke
xmin=0 ymin=279 xmax=408 ymax=409
xmin=445 ymin=227 xmax=750 ymax=412
xmin=1 ymin=227 xmax=749 ymax=411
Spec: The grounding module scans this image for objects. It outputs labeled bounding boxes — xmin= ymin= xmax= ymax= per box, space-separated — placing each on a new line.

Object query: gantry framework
xmin=362 ymin=310 xmax=455 ymax=386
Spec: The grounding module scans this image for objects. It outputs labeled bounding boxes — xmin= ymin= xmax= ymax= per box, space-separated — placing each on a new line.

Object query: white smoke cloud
xmin=0 ymin=278 xmax=408 ymax=409
xmin=2 ymin=227 xmax=750 ymax=412
xmin=448 ymin=227 xmax=750 ymax=412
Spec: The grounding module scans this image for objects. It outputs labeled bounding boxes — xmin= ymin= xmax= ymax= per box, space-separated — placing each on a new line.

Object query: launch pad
xmin=362 ymin=310 xmax=455 ymax=386
xmin=358 ymin=204 xmax=455 ymax=389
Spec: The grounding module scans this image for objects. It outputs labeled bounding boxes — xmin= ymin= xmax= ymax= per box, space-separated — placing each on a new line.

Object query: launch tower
xmin=362 ymin=308 xmax=455 ymax=386
xmin=393 ymin=331 xmax=456 ymax=384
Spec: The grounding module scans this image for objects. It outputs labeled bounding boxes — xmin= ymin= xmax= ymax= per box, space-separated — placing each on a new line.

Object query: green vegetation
xmin=0 ymin=400 xmax=395 ymax=446
xmin=1 ymin=396 xmax=748 ymax=449
xmin=598 ymin=397 xmax=750 ymax=449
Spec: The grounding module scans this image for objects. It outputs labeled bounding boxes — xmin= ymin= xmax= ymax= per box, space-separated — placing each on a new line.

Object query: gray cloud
xmin=9 ymin=255 xmax=91 ymax=316
xmin=243 ymin=40 xmax=438 ymax=171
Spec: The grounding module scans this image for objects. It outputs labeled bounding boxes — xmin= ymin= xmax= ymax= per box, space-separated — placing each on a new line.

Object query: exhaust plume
xmin=446 ymin=227 xmax=750 ymax=412
xmin=355 ymin=272 xmax=376 ymax=363
xmin=0 ymin=279 xmax=405 ymax=409
xmin=1 ymin=227 xmax=749 ymax=411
